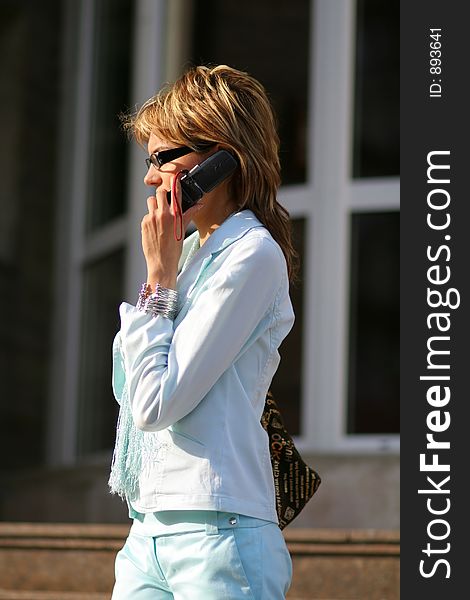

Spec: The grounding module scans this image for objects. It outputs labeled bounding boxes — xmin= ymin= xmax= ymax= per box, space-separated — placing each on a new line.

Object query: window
xmin=347 ymin=212 xmax=399 ymax=434
xmin=271 ymin=218 xmax=306 ymax=436
xmin=191 ymin=0 xmax=310 ymax=185
xmin=85 ymin=0 xmax=134 ymax=232
xmin=77 ymin=250 xmax=124 ymax=455
xmin=352 ymin=0 xmax=399 ymax=178
xmin=76 ymin=0 xmax=134 ymax=455
xmin=346 ymin=0 xmax=400 ymax=438
xmin=50 ymin=0 xmax=135 ymax=463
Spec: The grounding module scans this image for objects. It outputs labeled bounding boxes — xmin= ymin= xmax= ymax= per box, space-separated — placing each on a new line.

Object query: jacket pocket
xmin=160 ymin=429 xmax=212 ymax=495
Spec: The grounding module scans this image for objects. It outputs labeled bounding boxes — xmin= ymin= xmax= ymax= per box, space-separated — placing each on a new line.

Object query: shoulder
xmin=224 ymin=225 xmax=288 ymax=284
xmin=236 ymin=225 xmax=285 ymax=263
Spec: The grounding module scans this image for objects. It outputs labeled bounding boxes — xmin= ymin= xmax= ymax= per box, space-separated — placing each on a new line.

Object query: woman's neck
xmin=192 ymin=186 xmax=239 ymax=246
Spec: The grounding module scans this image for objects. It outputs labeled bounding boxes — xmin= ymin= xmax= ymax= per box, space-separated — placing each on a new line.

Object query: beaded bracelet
xmin=136 ymin=282 xmax=150 ymax=311
xmin=136 ymin=282 xmax=179 ymax=320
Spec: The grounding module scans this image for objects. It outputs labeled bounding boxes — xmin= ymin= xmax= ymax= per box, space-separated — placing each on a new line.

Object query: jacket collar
xmin=178 ymin=209 xmax=265 ymax=273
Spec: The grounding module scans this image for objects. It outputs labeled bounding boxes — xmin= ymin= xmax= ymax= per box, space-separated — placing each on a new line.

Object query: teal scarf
xmin=107 ymin=338 xmax=163 ymax=502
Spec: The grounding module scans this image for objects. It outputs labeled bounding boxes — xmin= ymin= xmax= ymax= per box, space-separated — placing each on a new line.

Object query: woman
xmin=109 ymin=65 xmax=297 ymax=599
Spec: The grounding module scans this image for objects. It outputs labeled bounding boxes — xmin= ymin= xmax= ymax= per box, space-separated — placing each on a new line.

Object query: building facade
xmin=0 ymin=0 xmax=399 ymax=529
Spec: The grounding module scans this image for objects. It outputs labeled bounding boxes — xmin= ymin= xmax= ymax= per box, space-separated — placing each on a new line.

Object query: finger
xmin=156 ymin=186 xmax=170 ymax=213
xmin=147 ymin=195 xmax=157 ymax=213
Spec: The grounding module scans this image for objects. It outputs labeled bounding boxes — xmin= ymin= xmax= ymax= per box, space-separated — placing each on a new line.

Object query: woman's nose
xmin=144 ymin=165 xmax=161 ymax=187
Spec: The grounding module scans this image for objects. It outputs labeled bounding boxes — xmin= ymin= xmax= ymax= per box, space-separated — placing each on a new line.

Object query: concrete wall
xmin=293 ymin=453 xmax=400 ymax=529
xmin=1 ymin=454 xmax=399 ymax=530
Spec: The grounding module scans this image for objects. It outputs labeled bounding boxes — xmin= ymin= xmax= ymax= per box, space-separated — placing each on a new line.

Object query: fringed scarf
xmin=107 ymin=336 xmax=163 ymax=502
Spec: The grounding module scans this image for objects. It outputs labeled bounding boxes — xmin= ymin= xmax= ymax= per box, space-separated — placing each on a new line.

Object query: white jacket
xmin=112 ymin=209 xmax=295 ymax=523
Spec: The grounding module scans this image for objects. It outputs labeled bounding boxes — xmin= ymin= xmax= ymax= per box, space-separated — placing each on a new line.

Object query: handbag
xmin=261 ymin=390 xmax=321 ymax=529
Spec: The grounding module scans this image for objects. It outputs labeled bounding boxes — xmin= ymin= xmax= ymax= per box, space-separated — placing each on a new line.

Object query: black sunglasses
xmin=145 ymin=146 xmax=193 ymax=170
xmin=145 ymin=143 xmax=216 ymax=170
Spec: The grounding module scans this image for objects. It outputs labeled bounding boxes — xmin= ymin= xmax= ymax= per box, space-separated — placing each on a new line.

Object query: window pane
xmin=352 ymin=0 xmax=399 ymax=178
xmin=77 ymin=250 xmax=124 ymax=455
xmin=270 ymin=218 xmax=305 ymax=435
xmin=347 ymin=212 xmax=399 ymax=434
xmin=190 ymin=0 xmax=310 ymax=185
xmin=85 ymin=0 xmax=134 ymax=232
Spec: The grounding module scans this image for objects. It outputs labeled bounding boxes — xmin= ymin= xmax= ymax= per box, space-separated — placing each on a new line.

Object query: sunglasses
xmin=145 ymin=143 xmax=216 ymax=170
xmin=145 ymin=146 xmax=193 ymax=170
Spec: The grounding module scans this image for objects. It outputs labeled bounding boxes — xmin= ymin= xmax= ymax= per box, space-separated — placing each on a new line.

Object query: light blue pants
xmin=111 ymin=510 xmax=292 ymax=599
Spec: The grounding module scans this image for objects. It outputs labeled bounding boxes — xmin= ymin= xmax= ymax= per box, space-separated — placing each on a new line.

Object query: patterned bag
xmin=261 ymin=390 xmax=321 ymax=529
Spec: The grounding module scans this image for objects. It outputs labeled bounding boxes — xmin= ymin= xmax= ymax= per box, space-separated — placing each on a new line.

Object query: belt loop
xmin=205 ymin=511 xmax=219 ymax=535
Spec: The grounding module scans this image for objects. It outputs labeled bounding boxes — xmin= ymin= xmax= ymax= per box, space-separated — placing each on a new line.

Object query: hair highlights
xmin=123 ymin=65 xmax=299 ymax=281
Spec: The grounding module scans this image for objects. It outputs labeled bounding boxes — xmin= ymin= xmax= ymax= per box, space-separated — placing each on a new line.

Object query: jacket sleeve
xmin=118 ymin=236 xmax=286 ymax=431
xmin=111 ymin=332 xmax=126 ymax=406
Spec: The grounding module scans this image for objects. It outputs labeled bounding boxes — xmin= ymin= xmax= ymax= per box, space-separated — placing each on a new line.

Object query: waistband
xmin=129 ymin=510 xmax=274 ymax=537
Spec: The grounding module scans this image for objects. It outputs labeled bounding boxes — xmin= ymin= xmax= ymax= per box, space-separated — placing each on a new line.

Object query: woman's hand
xmin=141 ymin=175 xmax=202 ymax=291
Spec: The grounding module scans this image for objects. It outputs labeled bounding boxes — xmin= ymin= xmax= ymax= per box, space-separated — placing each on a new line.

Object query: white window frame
xmin=279 ymin=0 xmax=399 ymax=454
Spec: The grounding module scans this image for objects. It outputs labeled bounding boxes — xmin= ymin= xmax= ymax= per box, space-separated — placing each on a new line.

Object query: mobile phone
xmin=166 ymin=149 xmax=238 ymax=212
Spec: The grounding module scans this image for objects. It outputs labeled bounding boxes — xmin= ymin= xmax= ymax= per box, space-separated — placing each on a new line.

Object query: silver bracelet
xmin=136 ymin=282 xmax=179 ymax=320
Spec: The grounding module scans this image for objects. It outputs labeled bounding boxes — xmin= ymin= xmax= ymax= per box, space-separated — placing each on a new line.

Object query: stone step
xmin=0 ymin=523 xmax=399 ymax=599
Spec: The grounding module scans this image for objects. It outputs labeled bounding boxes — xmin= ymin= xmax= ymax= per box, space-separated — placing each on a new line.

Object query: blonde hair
xmin=123 ymin=64 xmax=299 ymax=282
